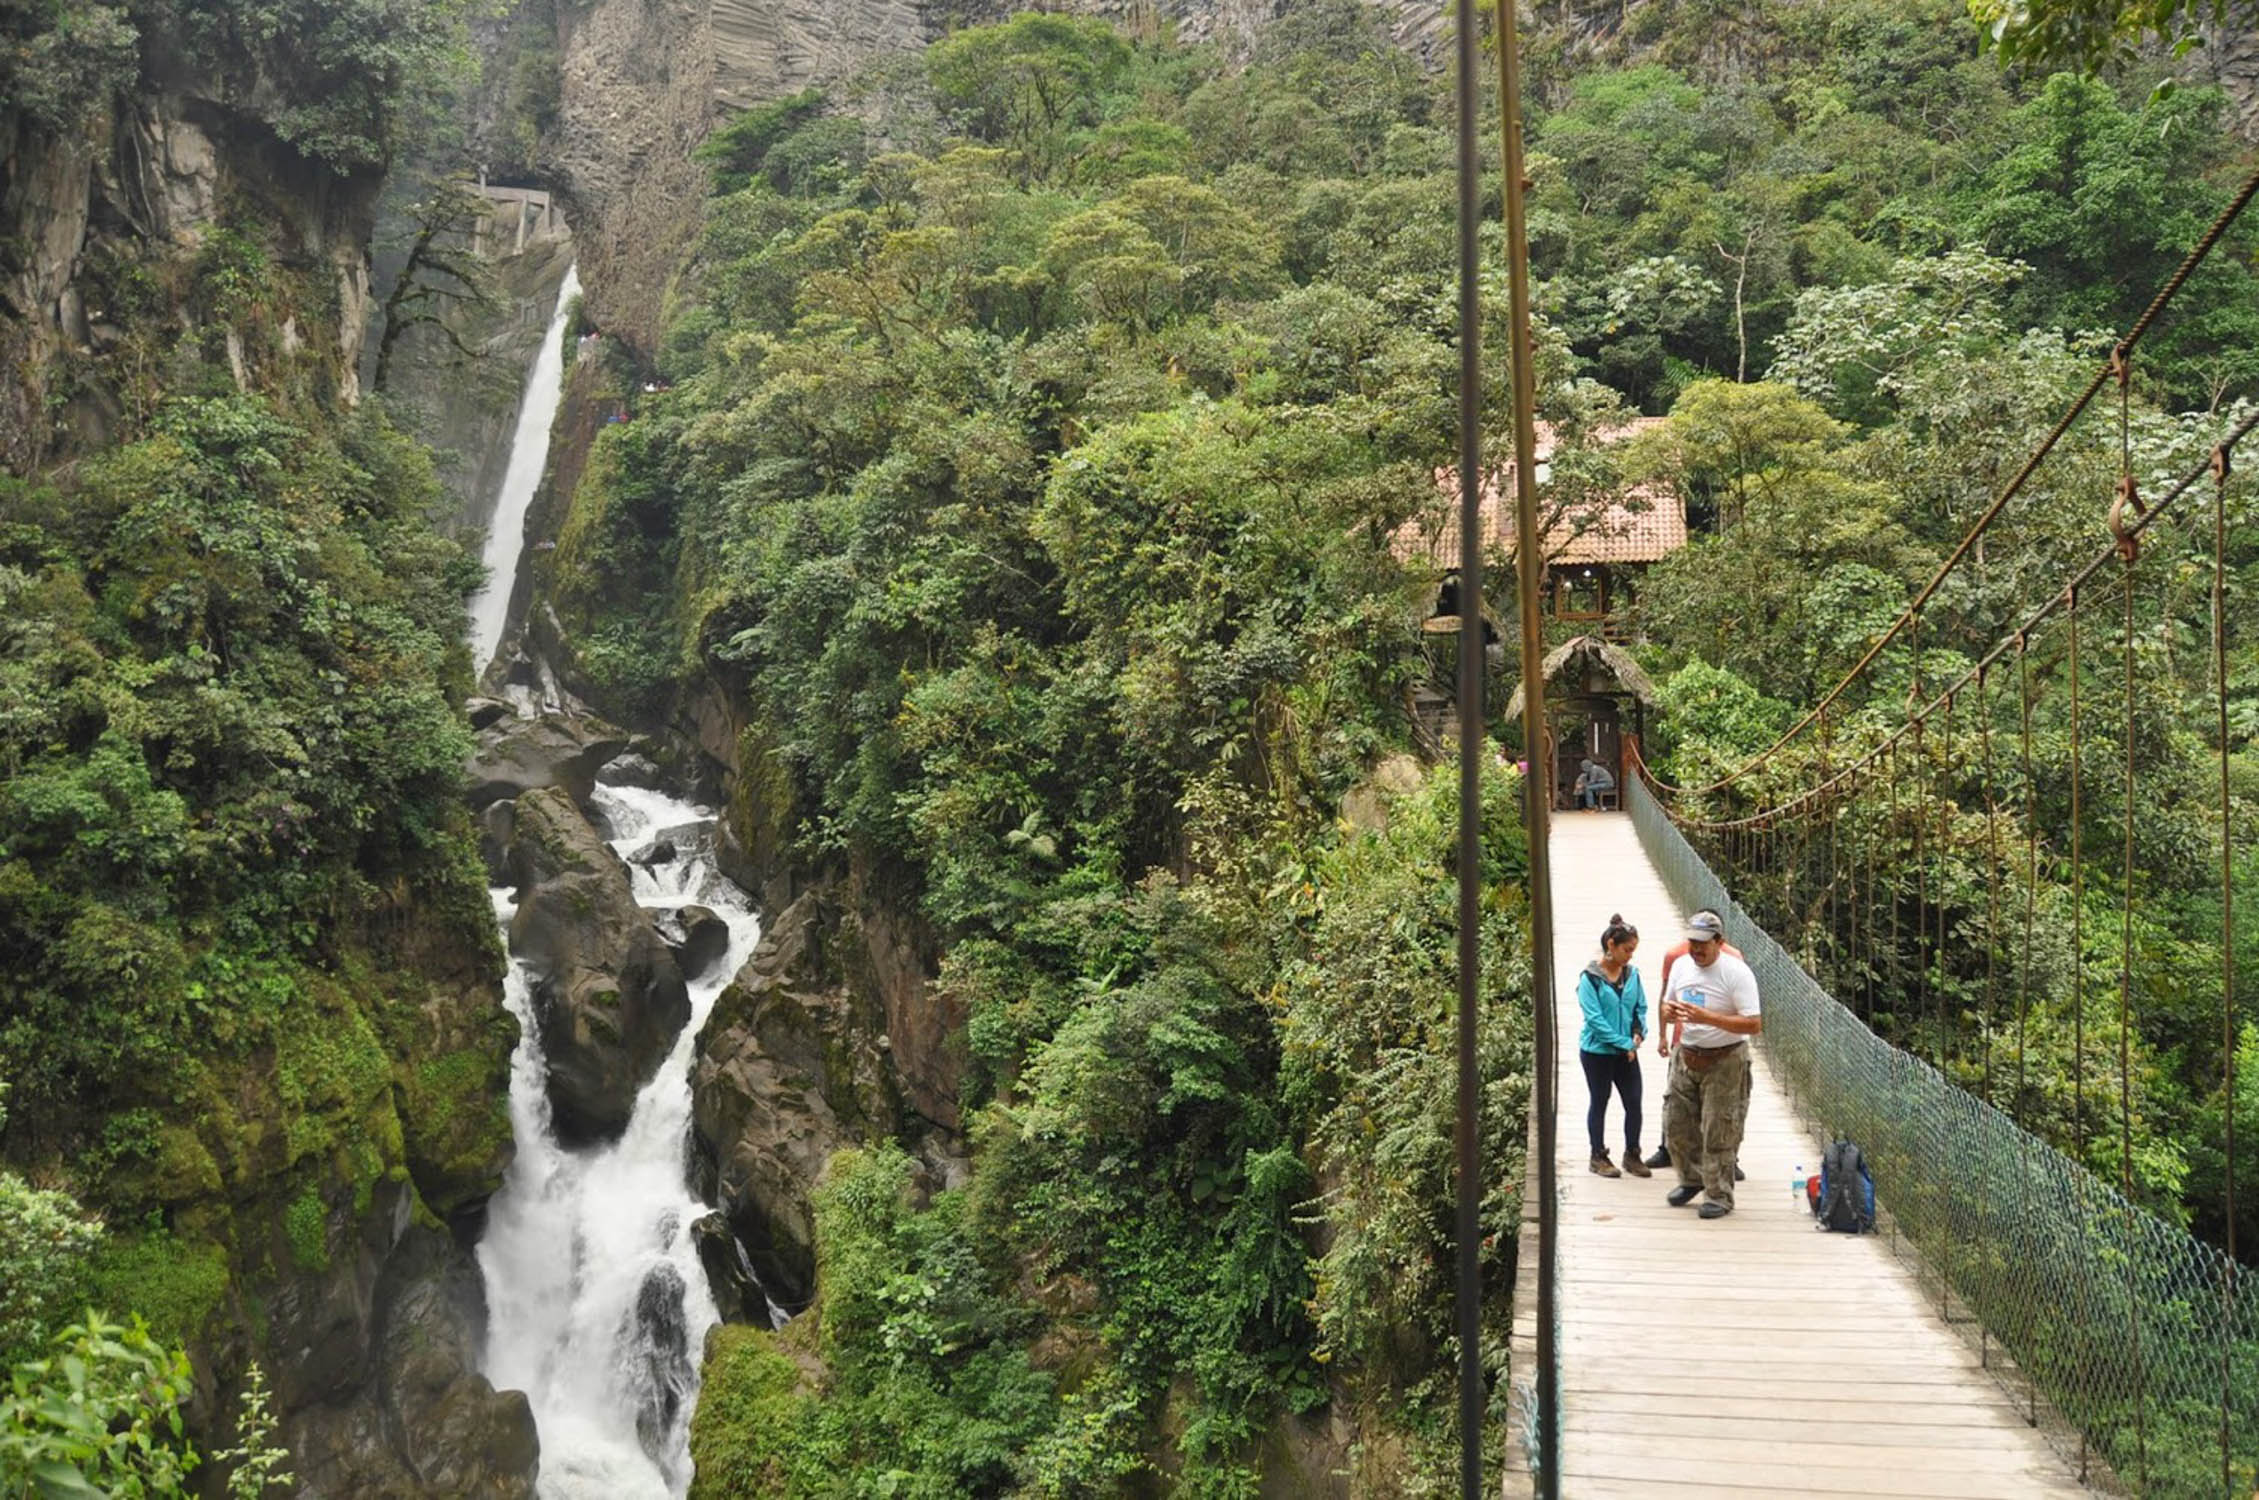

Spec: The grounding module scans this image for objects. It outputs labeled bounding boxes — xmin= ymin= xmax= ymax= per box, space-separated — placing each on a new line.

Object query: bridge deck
xmin=1506 ymin=811 xmax=2089 ymax=1498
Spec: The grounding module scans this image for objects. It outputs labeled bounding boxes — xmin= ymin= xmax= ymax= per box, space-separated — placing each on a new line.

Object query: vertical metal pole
xmin=2213 ymin=446 xmax=2237 ymax=1500
xmin=1491 ymin=1 xmax=1560 ymax=1494
xmin=1450 ymin=0 xmax=1492 ymax=1494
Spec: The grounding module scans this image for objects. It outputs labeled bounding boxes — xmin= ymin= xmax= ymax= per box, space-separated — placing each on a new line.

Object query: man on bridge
xmin=1659 ymin=911 xmax=1763 ymax=1219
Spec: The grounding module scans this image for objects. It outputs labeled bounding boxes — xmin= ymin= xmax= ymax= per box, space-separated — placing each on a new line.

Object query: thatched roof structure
xmin=1502 ymin=634 xmax=1658 ymax=721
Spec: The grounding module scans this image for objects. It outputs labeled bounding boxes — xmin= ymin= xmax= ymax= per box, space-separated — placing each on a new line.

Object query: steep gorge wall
xmin=0 ymin=91 xmax=373 ymax=474
xmin=2 ymin=46 xmax=538 ymax=1500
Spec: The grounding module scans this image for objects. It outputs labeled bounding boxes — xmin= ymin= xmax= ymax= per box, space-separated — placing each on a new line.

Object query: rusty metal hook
xmin=2108 ymin=471 xmax=2146 ymax=563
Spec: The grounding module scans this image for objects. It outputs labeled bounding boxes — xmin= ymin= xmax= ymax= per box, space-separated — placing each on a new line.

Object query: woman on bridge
xmin=1576 ymin=915 xmax=1650 ymax=1178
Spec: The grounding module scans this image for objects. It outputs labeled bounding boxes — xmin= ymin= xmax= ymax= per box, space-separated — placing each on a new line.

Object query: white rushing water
xmin=478 ymin=784 xmax=763 ymax=1498
xmin=468 ymin=262 xmax=581 ymax=672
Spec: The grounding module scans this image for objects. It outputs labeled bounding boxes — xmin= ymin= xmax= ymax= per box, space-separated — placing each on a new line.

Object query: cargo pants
xmin=1663 ymin=1043 xmax=1752 ymax=1207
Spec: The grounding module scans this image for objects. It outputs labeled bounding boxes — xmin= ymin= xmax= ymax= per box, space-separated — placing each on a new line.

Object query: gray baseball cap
xmin=1683 ymin=911 xmax=1724 ymax=942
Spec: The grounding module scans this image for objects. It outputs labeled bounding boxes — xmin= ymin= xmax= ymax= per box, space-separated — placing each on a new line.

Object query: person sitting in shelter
xmin=1573 ymin=756 xmax=1616 ymax=809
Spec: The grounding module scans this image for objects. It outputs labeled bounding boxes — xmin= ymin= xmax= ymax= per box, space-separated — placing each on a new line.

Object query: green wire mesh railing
xmin=1627 ymin=773 xmax=2257 ymax=1498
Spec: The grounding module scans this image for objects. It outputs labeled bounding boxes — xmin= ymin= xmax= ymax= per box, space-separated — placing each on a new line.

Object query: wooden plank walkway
xmin=1504 ymin=811 xmax=2091 ymax=1498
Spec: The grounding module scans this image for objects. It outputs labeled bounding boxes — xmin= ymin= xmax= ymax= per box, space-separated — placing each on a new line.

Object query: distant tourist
xmin=1659 ymin=911 xmax=1763 ymax=1218
xmin=1573 ymin=756 xmax=1615 ymax=809
xmin=1576 ymin=915 xmax=1649 ymax=1179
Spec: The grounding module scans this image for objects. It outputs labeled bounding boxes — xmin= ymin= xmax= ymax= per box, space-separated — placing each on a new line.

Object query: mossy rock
xmin=687 ymin=1324 xmax=825 ymax=1498
xmin=82 ymin=1228 xmax=230 ymax=1348
xmin=285 ymin=1185 xmax=332 ymax=1272
xmin=395 ymin=1044 xmax=515 ymax=1216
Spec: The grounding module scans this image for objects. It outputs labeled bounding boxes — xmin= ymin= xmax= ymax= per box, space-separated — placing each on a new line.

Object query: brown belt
xmin=1678 ymin=1041 xmax=1745 ymax=1072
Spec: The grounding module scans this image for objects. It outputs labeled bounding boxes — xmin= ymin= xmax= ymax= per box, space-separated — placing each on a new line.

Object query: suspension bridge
xmin=1486 ymin=257 xmax=2259 ymax=1500
xmin=1505 ymin=807 xmax=2095 ymax=1498
xmin=1469 ymin=16 xmax=2256 ymax=1492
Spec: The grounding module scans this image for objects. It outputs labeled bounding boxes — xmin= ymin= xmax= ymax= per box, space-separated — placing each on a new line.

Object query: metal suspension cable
xmin=1979 ymin=662 xmax=2001 ymax=1370
xmin=2070 ymin=580 xmax=2092 ymax=1485
xmin=1487 ymin=3 xmax=1558 ymax=1495
xmin=2072 ymin=584 xmax=2087 ymax=1164
xmin=2016 ymin=639 xmax=2041 ymax=1427
xmin=1663 ymin=402 xmax=2259 ymax=834
xmin=2105 ymin=548 xmax=2141 ymax=1490
xmin=1933 ymin=690 xmax=1954 ymax=1320
xmin=2210 ymin=443 xmax=2238 ymax=1498
xmin=1980 ymin=664 xmax=2001 ymax=1112
xmin=1650 ymin=160 xmax=2259 ymax=801
xmin=1449 ymin=0 xmax=1497 ymax=1488
xmin=2114 ymin=367 xmax=2148 ymax=1492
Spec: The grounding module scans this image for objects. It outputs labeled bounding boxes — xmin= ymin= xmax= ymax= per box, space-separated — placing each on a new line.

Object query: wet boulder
xmin=507 ymin=786 xmax=690 ymax=1146
xmin=375 ymin=1231 xmax=540 ymax=1497
xmin=464 ymin=696 xmax=515 ymax=732
xmin=467 ymin=707 xmax=629 ymax=810
xmin=627 ymin=1262 xmax=695 ymax=1483
xmin=600 ymin=750 xmax=666 ymax=789
xmin=476 ymin=799 xmax=516 ymax=886
xmin=657 ymin=904 xmax=732 ymax=984
xmin=691 ymin=1212 xmax=766 ymax=1327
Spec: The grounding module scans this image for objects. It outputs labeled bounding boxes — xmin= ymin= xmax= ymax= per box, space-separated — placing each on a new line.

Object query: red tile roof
xmin=1395 ymin=417 xmax=1687 ymax=569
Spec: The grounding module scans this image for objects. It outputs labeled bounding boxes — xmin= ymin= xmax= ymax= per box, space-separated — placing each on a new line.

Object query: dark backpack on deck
xmin=1817 ymin=1139 xmax=1874 ymax=1234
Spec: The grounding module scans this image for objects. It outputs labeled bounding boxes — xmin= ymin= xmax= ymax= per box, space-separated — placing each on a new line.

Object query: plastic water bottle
xmin=1792 ymin=1163 xmax=1807 ymax=1206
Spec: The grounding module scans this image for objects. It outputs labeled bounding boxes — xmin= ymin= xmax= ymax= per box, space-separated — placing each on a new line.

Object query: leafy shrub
xmin=0 ymin=1315 xmax=197 ymax=1497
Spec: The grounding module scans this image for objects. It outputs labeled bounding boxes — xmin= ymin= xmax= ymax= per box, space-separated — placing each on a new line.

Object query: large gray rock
xmin=691 ymin=1211 xmax=766 ymax=1327
xmin=658 ymin=903 xmax=732 ymax=984
xmin=690 ymin=890 xmax=902 ymax=1307
xmin=282 ymin=1210 xmax=539 ymax=1500
xmin=507 ymin=786 xmax=690 ymax=1146
xmin=466 ymin=708 xmax=629 ymax=811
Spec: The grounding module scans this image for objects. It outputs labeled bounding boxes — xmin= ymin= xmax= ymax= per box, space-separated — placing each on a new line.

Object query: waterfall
xmin=478 ymin=784 xmax=764 ymax=1498
xmin=468 ymin=262 xmax=582 ymax=672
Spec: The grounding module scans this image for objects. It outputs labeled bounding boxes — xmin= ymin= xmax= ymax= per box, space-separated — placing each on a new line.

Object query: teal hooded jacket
xmin=1575 ymin=960 xmax=1646 ymax=1055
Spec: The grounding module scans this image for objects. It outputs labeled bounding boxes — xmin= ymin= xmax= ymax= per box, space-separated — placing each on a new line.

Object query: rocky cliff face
xmin=4 ymin=39 xmax=541 ymax=1496
xmin=0 ymin=91 xmax=374 ymax=475
xmin=688 ymin=868 xmax=965 ymax=1307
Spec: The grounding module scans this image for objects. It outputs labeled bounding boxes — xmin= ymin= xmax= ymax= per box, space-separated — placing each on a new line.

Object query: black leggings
xmin=1580 ymin=1048 xmax=1643 ymax=1159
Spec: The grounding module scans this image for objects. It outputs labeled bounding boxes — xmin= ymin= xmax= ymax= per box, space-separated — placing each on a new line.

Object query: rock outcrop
xmin=468 ymin=703 xmax=631 ymax=810
xmin=282 ymin=1203 xmax=539 ymax=1499
xmin=689 ymin=888 xmax=902 ymax=1306
xmin=507 ymin=785 xmax=691 ymax=1145
xmin=3 ymin=106 xmax=375 ymax=473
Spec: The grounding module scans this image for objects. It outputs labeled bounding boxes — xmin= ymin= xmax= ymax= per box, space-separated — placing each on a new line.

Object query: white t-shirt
xmin=1662 ymin=949 xmax=1760 ymax=1049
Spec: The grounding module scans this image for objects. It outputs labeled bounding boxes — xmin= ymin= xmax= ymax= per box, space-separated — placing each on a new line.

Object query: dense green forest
xmin=8 ymin=0 xmax=2259 ymax=1491
xmin=515 ymin=0 xmax=2259 ymax=1488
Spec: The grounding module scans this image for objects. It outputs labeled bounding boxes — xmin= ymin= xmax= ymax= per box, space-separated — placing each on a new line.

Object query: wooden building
xmin=1394 ymin=418 xmax=1688 ymax=642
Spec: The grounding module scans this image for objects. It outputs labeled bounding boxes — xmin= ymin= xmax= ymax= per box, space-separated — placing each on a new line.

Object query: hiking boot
xmin=1734 ymin=1165 xmax=1746 ymax=1182
xmin=1589 ymin=1153 xmax=1621 ymax=1178
xmin=1698 ymin=1201 xmax=1734 ymax=1220
xmin=1643 ymin=1146 xmax=1671 ymax=1169
xmin=1621 ymin=1153 xmax=1652 ymax=1178
xmin=1666 ymin=1185 xmax=1701 ymax=1207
